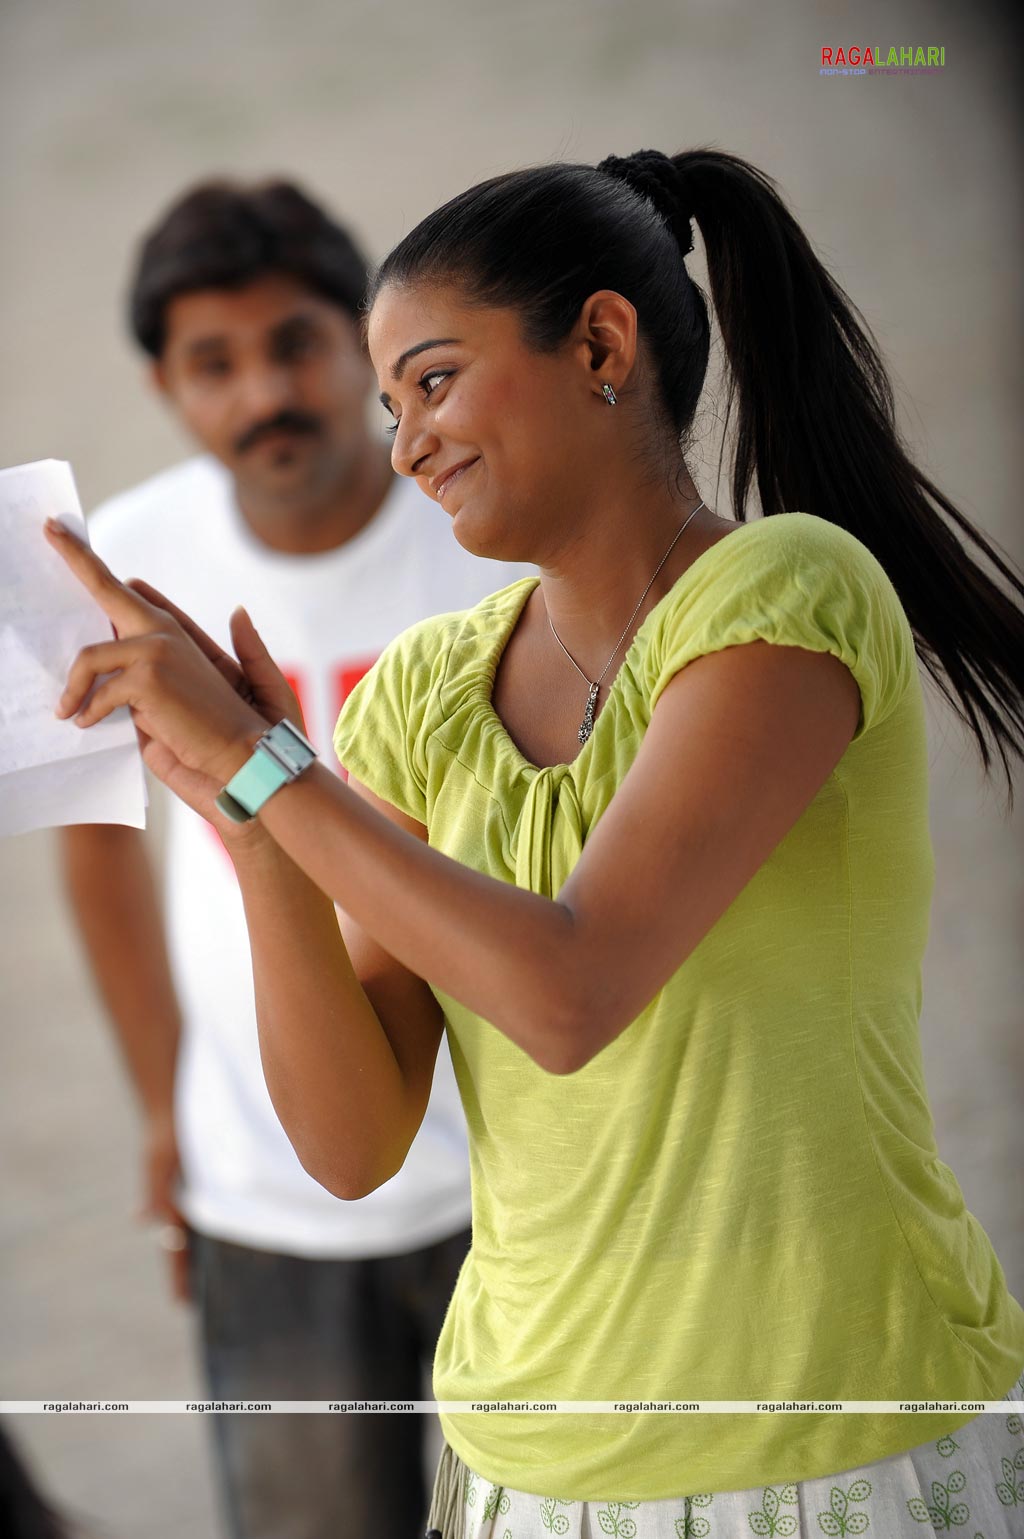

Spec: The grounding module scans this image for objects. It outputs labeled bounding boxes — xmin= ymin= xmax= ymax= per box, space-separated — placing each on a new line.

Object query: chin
xmin=239 ymin=461 xmax=325 ymax=509
xmin=450 ymin=508 xmax=521 ymax=563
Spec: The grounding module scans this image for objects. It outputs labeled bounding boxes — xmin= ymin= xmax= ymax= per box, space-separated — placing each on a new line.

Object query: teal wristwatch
xmin=215 ymin=718 xmax=318 ymax=823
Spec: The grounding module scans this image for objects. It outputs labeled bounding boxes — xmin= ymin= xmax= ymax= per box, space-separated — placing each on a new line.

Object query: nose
xmin=390 ymin=407 xmax=440 ymax=480
xmin=237 ymin=362 xmax=297 ymax=423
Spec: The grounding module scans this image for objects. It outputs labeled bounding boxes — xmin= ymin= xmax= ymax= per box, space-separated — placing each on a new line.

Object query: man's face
xmin=155 ymin=273 xmax=374 ymax=511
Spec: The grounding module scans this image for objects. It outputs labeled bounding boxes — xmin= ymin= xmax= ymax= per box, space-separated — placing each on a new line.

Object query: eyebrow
xmin=185 ymin=336 xmax=229 ymax=358
xmin=271 ymin=312 xmax=319 ymax=335
xmin=379 ymin=337 xmax=461 ymax=406
xmin=182 ymin=310 xmax=321 ymax=358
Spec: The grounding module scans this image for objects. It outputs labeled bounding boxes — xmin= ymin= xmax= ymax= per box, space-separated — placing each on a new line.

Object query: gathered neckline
xmin=476 ymin=517 xmax=768 ymax=776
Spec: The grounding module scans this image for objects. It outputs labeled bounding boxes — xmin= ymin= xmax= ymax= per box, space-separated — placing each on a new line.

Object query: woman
xmin=48 ymin=149 xmax=1024 ymax=1537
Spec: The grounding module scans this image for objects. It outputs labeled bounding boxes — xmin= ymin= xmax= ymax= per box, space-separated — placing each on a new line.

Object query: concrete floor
xmin=1 ymin=1 xmax=1021 ymax=1535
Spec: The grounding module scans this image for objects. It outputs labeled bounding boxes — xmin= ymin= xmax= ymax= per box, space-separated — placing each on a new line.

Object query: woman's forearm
xmin=230 ymin=832 xmax=423 ymax=1194
xmin=256 ymin=764 xmax=584 ymax=1073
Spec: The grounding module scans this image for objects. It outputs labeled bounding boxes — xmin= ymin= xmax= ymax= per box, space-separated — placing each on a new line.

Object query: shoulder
xmin=660 ymin=511 xmax=908 ymax=625
xmin=356 ymin=574 xmax=539 ymax=700
xmin=645 ymin=512 xmax=916 ymax=738
xmin=332 ymin=576 xmax=533 ymax=822
xmin=333 ymin=576 xmax=537 ymax=783
xmin=700 ymin=511 xmax=897 ymax=587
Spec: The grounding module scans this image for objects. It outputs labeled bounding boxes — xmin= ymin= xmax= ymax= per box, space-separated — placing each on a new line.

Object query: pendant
xmin=578 ymin=681 xmax=600 ymax=745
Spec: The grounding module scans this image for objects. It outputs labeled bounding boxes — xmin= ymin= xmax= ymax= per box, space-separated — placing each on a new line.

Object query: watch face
xmin=268 ymin=718 xmax=316 ymax=769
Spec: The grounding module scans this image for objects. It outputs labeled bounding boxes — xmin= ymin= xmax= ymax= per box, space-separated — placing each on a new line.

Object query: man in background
xmin=59 ymin=179 xmax=526 ymax=1539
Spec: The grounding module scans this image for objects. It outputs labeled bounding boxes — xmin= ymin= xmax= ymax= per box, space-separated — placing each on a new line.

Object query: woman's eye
xmin=383 ymin=369 xmax=453 ymax=438
xmin=421 ymin=368 xmax=452 ymax=397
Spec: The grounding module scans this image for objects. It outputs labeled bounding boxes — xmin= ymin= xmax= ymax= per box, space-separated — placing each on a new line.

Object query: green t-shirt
xmin=333 ymin=512 xmax=1024 ymax=1499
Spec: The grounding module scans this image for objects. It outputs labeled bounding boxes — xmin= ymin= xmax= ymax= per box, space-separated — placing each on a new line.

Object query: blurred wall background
xmin=1 ymin=0 xmax=1020 ymax=1534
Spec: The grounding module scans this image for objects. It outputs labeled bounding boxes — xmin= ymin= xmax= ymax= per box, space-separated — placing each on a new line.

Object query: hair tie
xmin=596 ymin=150 xmax=694 ymax=257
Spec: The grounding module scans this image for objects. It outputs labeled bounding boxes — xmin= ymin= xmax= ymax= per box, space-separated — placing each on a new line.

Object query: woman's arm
xmin=231 ymin=786 xmax=446 ymax=1200
xmin=48 ymin=523 xmax=860 ymax=1077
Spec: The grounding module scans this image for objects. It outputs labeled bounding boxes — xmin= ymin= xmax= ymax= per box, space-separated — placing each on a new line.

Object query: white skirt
xmin=426 ymin=1365 xmax=1024 ymax=1538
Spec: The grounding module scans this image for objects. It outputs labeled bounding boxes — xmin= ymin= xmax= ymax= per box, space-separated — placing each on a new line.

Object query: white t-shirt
xmin=89 ymin=454 xmax=530 ymax=1258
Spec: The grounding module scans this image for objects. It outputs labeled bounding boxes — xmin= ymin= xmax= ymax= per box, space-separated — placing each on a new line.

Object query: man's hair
xmin=129 ymin=178 xmax=370 ymax=357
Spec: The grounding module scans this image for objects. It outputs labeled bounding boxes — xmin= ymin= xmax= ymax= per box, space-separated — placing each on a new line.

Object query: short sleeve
xmin=332 ymin=614 xmax=455 ymax=823
xmin=645 ymin=514 xmax=916 ymax=741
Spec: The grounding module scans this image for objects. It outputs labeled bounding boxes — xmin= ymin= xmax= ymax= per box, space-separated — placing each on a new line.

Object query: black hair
xmin=129 ymin=179 xmax=369 ymax=358
xmin=368 ymin=148 xmax=1024 ymax=801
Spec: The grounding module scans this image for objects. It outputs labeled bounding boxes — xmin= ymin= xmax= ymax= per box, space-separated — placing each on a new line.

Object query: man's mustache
xmin=235 ymin=411 xmax=323 ymax=455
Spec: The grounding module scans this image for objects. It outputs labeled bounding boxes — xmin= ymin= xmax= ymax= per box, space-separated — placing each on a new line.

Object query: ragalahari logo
xmin=820 ymin=45 xmax=946 ymax=77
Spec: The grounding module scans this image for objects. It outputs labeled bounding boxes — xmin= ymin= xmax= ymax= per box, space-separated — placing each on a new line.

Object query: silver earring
xmin=601 ymin=382 xmax=618 ymax=406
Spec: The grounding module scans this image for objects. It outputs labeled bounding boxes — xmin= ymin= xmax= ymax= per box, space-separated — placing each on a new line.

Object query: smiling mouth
xmin=435 ymin=458 xmax=479 ymax=502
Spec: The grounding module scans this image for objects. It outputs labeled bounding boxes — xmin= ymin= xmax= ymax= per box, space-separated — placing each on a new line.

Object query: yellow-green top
xmin=334 ymin=512 xmax=1024 ymax=1499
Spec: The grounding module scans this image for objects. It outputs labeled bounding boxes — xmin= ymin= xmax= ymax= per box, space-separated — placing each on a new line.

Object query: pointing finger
xmin=44 ymin=518 xmax=160 ymax=636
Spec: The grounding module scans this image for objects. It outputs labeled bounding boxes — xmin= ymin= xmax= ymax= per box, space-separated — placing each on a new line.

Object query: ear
xmin=571 ymin=289 xmax=639 ymax=400
xmin=150 ymin=358 xmax=171 ymax=401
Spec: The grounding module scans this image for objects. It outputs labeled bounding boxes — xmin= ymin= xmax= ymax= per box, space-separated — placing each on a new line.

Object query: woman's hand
xmin=45 ymin=518 xmax=303 ymax=831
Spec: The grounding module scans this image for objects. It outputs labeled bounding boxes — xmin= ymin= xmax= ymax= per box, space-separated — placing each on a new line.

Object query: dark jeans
xmin=188 ymin=1224 xmax=471 ymax=1539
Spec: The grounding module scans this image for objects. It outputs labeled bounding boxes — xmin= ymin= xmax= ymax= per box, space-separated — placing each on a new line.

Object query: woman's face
xmin=366 ymin=282 xmax=606 ymax=563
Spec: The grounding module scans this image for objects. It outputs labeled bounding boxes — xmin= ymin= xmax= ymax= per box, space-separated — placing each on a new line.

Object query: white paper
xmin=0 ymin=459 xmax=147 ymax=836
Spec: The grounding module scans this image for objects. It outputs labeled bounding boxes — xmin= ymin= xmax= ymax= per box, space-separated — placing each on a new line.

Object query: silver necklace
xmin=548 ymin=501 xmax=706 ymax=746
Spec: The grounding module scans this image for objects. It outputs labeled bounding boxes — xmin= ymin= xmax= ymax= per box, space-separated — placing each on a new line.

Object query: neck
xmin=538 ymin=470 xmax=722 ymax=673
xmin=234 ymin=444 xmax=395 ymax=555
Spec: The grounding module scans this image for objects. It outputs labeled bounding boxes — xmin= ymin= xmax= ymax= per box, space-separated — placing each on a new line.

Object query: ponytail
xmin=670 ymin=149 xmax=1024 ymax=799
